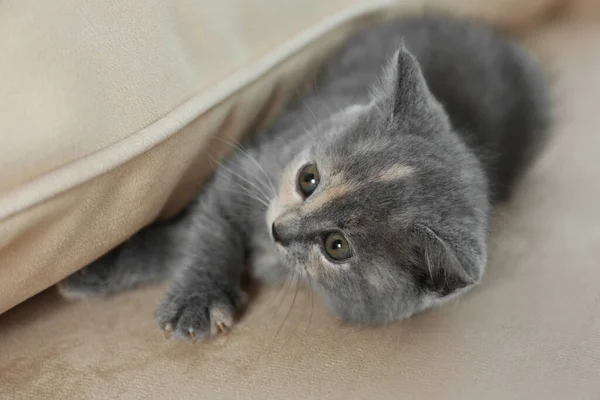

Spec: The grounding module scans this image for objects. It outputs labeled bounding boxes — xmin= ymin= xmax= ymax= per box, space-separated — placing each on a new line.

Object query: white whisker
xmin=208 ymin=154 xmax=272 ymax=207
xmin=216 ymin=175 xmax=270 ymax=209
xmin=273 ymin=276 xmax=300 ymax=345
xmin=304 ymin=276 xmax=315 ymax=338
xmin=211 ymin=136 xmax=276 ymax=196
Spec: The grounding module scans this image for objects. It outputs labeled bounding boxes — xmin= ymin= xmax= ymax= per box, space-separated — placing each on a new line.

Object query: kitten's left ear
xmin=381 ymin=46 xmax=444 ymax=123
xmin=412 ymin=224 xmax=484 ymax=297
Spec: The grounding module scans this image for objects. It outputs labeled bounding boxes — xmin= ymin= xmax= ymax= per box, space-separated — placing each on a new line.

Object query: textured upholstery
xmin=2 ymin=1 xmax=600 ymax=399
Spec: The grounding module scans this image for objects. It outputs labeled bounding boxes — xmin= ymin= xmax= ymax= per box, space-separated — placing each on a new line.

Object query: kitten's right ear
xmin=391 ymin=46 xmax=434 ymax=117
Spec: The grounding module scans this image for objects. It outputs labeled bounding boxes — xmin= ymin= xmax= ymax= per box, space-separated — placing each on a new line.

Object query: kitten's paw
xmin=57 ymin=253 xmax=119 ymax=300
xmin=156 ymin=285 xmax=247 ymax=341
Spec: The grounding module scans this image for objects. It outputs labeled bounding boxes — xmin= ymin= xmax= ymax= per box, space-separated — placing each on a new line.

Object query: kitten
xmin=59 ymin=14 xmax=550 ymax=340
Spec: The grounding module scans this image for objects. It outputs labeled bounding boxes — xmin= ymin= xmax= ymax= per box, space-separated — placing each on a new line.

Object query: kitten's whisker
xmin=211 ymin=137 xmax=277 ymax=196
xmin=289 ymin=112 xmax=317 ymax=145
xmin=208 ymin=154 xmax=272 ymax=205
xmin=215 ymin=168 xmax=272 ymax=209
xmin=217 ymin=181 xmax=270 ymax=209
xmin=209 ymin=156 xmax=266 ymax=204
xmin=294 ymin=88 xmax=321 ymax=145
xmin=270 ymin=273 xmax=295 ymax=322
xmin=219 ymin=171 xmax=271 ymax=207
xmin=218 ymin=180 xmax=270 ymax=209
xmin=291 ymin=115 xmax=317 ymax=147
xmin=304 ymin=128 xmax=319 ymax=147
xmin=259 ymin=275 xmax=296 ymax=359
xmin=304 ymin=276 xmax=315 ymax=338
xmin=297 ymin=89 xmax=319 ymax=124
xmin=255 ymin=272 xmax=292 ymax=320
xmin=273 ymin=276 xmax=300 ymax=345
xmin=288 ymin=278 xmax=309 ymax=344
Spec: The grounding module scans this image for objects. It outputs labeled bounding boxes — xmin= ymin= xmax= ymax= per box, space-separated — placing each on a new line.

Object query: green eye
xmin=323 ymin=232 xmax=352 ymax=262
xmin=297 ymin=163 xmax=320 ymax=198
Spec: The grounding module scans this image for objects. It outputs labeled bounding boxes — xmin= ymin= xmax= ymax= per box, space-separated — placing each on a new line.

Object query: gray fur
xmin=58 ymin=14 xmax=549 ymax=339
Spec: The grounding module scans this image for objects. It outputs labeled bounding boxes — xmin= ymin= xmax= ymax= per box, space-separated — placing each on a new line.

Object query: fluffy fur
xmin=59 ymin=14 xmax=550 ymax=340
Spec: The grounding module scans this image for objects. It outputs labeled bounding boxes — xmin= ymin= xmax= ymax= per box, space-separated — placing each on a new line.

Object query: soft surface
xmin=1 ymin=12 xmax=600 ymax=399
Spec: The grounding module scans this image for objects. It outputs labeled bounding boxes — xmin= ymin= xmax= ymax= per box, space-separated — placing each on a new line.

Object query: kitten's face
xmin=266 ymin=48 xmax=490 ymax=323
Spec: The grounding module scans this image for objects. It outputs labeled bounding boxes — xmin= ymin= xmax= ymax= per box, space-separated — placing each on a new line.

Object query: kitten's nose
xmin=272 ymin=214 xmax=301 ymax=245
xmin=271 ymin=222 xmax=283 ymax=244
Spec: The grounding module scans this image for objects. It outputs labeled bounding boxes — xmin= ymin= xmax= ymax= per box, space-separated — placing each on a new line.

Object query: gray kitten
xmin=59 ymin=15 xmax=549 ymax=340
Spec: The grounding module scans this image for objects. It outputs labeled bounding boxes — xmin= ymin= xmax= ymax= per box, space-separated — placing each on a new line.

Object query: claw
xmin=163 ymin=323 xmax=173 ymax=339
xmin=216 ymin=321 xmax=229 ymax=335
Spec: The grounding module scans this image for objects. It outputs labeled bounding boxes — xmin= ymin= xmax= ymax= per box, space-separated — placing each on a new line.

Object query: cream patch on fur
xmin=376 ymin=164 xmax=415 ymax=182
xmin=278 ymin=168 xmax=301 ymax=206
xmin=301 ymin=168 xmax=357 ymax=214
xmin=303 ymin=181 xmax=355 ymax=213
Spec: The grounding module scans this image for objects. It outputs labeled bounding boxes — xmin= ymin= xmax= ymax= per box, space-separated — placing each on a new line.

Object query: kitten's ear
xmin=412 ymin=224 xmax=483 ymax=297
xmin=393 ymin=46 xmax=431 ymax=117
xmin=381 ymin=46 xmax=440 ymax=120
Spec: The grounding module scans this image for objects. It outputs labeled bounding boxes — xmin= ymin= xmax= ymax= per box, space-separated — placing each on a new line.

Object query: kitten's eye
xmin=297 ymin=163 xmax=320 ymax=198
xmin=322 ymin=232 xmax=352 ymax=262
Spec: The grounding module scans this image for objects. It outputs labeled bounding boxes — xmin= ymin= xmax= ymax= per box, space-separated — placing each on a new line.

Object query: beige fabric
xmin=1 ymin=7 xmax=600 ymax=400
xmin=0 ymin=0 xmax=560 ymax=313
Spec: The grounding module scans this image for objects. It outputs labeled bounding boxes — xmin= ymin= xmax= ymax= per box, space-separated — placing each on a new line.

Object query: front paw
xmin=156 ymin=284 xmax=247 ymax=341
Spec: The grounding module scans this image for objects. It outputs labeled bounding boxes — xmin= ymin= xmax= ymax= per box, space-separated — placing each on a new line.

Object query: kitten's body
xmin=60 ymin=15 xmax=549 ymax=339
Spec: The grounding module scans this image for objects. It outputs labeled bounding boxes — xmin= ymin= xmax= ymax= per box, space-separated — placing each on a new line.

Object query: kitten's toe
xmin=173 ymin=298 xmax=214 ymax=340
xmin=163 ymin=323 xmax=174 ymax=339
xmin=209 ymin=305 xmax=235 ymax=335
xmin=156 ymin=287 xmax=246 ymax=341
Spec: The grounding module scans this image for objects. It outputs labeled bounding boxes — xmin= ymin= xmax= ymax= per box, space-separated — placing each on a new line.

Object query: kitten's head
xmin=267 ymin=47 xmax=490 ymax=323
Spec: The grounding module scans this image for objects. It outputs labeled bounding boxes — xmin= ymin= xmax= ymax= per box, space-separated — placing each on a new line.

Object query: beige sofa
xmin=1 ymin=0 xmax=600 ymax=398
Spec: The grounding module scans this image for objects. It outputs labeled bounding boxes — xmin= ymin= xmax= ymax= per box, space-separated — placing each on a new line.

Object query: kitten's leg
xmin=154 ymin=194 xmax=249 ymax=341
xmin=57 ymin=218 xmax=181 ymax=299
